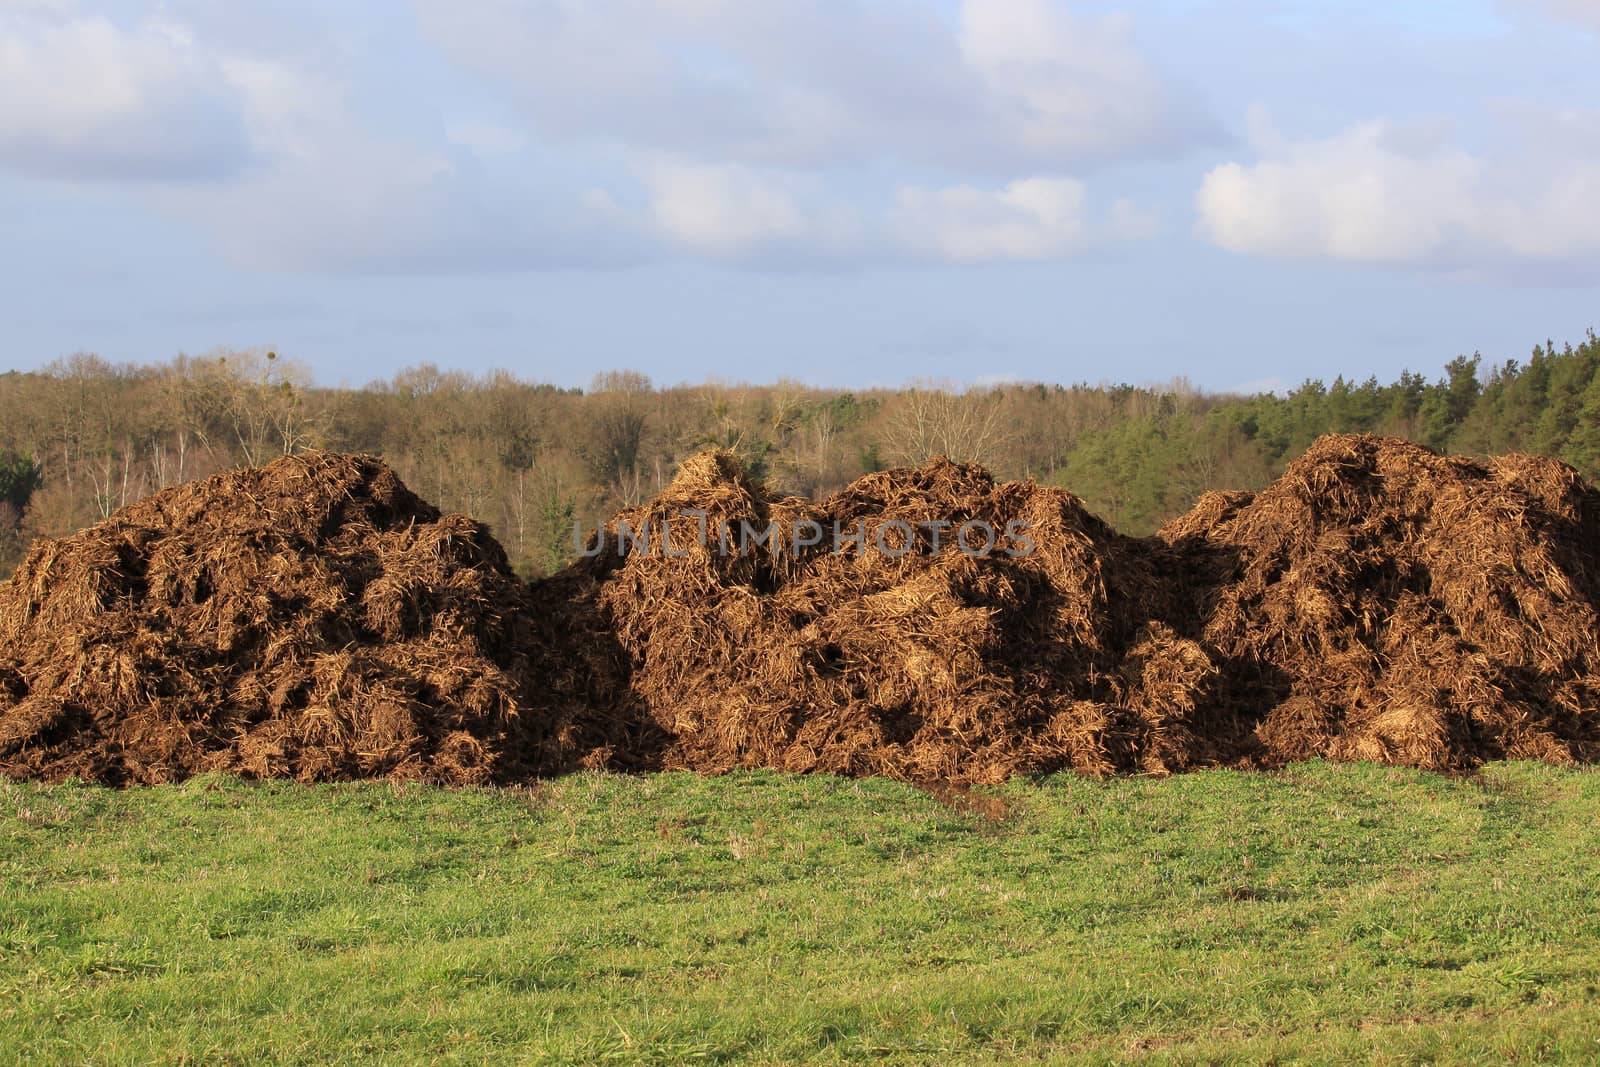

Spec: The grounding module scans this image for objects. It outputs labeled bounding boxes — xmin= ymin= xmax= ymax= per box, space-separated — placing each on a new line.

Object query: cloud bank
xmin=0 ymin=0 xmax=1193 ymax=271
xmin=413 ymin=0 xmax=1215 ymax=173
xmin=0 ymin=6 xmax=252 ymax=180
xmin=1196 ymin=108 xmax=1600 ymax=273
xmin=5 ymin=1 xmax=1598 ymax=284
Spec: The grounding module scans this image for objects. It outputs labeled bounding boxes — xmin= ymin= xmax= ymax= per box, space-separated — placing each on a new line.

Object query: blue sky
xmin=2 ymin=0 xmax=1598 ymax=392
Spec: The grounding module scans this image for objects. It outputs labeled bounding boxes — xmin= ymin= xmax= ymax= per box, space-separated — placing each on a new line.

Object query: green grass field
xmin=3 ymin=763 xmax=1598 ymax=1064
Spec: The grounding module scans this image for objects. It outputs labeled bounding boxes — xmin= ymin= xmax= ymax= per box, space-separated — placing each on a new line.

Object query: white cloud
xmin=646 ymin=161 xmax=805 ymax=255
xmin=159 ymin=80 xmax=638 ymax=273
xmin=641 ymin=160 xmax=874 ymax=264
xmin=1195 ymin=111 xmax=1600 ymax=270
xmin=0 ymin=5 xmax=253 ymax=180
xmin=892 ymin=178 xmax=1089 ymax=263
xmin=413 ymin=0 xmax=1214 ymax=173
xmin=957 ymin=0 xmax=1199 ymax=166
xmin=58 ymin=17 xmax=641 ymax=274
xmin=890 ymin=177 xmax=1155 ymax=263
xmin=2 ymin=3 xmax=643 ymax=272
xmin=639 ymin=163 xmax=1143 ymax=266
xmin=0 ymin=0 xmax=1175 ymax=273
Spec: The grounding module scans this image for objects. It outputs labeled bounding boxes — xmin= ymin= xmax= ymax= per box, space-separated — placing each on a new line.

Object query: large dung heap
xmin=564 ymin=452 xmax=1227 ymax=783
xmin=3 ymin=434 xmax=1600 ymax=785
xmin=1160 ymin=434 xmax=1600 ymax=770
xmin=0 ymin=453 xmax=543 ymax=784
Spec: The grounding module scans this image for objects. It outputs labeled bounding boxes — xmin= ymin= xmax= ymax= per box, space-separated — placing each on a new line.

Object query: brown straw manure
xmin=555 ymin=451 xmax=1223 ymax=783
xmin=0 ymin=453 xmax=545 ymax=784
xmin=1159 ymin=434 xmax=1600 ymax=770
xmin=4 ymin=434 xmax=1599 ymax=785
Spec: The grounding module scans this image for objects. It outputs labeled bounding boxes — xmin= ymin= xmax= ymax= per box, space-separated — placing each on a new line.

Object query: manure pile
xmin=1160 ymin=435 xmax=1600 ymax=769
xmin=561 ymin=451 xmax=1227 ymax=781
xmin=3 ymin=434 xmax=1599 ymax=785
xmin=0 ymin=454 xmax=543 ymax=784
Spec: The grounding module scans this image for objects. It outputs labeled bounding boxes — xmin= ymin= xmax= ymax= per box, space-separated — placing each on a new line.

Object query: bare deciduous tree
xmin=586 ymin=370 xmax=653 ymax=506
xmin=882 ymin=382 xmax=1011 ymax=466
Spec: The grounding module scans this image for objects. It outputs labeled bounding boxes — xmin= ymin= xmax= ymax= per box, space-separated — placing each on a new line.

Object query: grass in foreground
xmin=2 ymin=762 xmax=1598 ymax=1064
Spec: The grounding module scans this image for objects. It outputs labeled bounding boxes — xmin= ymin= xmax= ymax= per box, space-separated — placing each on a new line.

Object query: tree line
xmin=2 ymin=329 xmax=1598 ymax=577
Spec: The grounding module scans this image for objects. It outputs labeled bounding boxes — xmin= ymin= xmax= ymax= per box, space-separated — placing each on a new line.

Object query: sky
xmin=1 ymin=0 xmax=1598 ymax=393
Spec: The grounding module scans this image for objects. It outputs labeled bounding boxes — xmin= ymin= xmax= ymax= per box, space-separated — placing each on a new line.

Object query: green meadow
xmin=3 ymin=762 xmax=1598 ymax=1064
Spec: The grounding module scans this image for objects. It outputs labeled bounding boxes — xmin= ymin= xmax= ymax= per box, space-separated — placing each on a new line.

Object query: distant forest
xmin=3 ymin=329 xmax=1599 ymax=577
